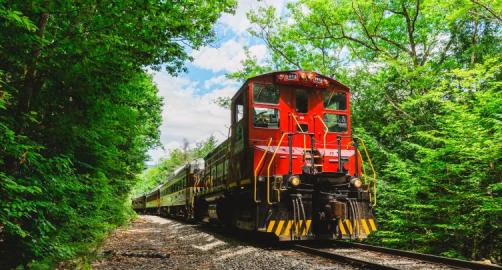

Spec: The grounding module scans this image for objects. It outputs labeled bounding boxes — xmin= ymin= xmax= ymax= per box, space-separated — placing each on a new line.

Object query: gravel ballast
xmin=91 ymin=215 xmax=353 ymax=270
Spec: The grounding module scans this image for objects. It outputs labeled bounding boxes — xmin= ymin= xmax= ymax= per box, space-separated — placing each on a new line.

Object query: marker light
xmin=308 ymin=72 xmax=315 ymax=80
xmin=350 ymin=178 xmax=362 ymax=188
xmin=289 ymin=175 xmax=301 ymax=187
xmin=300 ymin=72 xmax=307 ymax=80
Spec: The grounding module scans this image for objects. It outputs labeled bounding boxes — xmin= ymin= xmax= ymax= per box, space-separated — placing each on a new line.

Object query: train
xmin=132 ymin=70 xmax=377 ymax=241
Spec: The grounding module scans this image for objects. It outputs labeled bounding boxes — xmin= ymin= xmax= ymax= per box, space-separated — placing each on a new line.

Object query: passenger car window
xmin=253 ymin=84 xmax=279 ymax=104
xmin=295 ymin=89 xmax=308 ymax=113
xmin=253 ymin=107 xmax=280 ymax=128
xmin=324 ymin=114 xmax=348 ymax=132
xmin=323 ymin=91 xmax=346 ymax=110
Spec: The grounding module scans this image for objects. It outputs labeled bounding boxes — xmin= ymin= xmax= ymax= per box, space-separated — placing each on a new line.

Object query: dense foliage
xmin=230 ymin=0 xmax=501 ymax=263
xmin=0 ymin=0 xmax=235 ymax=268
xmin=132 ymin=136 xmax=218 ymax=197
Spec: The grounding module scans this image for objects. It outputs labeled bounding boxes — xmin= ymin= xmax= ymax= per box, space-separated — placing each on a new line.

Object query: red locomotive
xmin=133 ymin=70 xmax=377 ymax=240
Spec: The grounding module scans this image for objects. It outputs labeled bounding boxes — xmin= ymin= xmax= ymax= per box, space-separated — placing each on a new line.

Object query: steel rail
xmin=337 ymin=241 xmax=502 ymax=270
xmin=293 ymin=244 xmax=401 ymax=270
xmin=294 ymin=242 xmax=502 ymax=270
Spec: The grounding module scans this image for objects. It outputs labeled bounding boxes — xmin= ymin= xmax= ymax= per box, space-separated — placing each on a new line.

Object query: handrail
xmin=314 ymin=115 xmax=328 ymax=157
xmin=291 ymin=114 xmax=307 ymax=152
xmin=273 ymin=176 xmax=283 ymax=202
xmin=358 ymin=138 xmax=377 ymax=206
xmin=254 ymin=137 xmax=273 ymax=203
xmin=357 ymin=151 xmax=368 ymax=184
xmin=267 ymin=132 xmax=288 ymax=205
xmin=195 ymin=174 xmax=202 ymax=187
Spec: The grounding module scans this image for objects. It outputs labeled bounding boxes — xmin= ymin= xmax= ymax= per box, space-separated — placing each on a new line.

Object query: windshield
xmin=324 ymin=114 xmax=347 ymax=132
xmin=295 ymin=89 xmax=308 ymax=113
xmin=323 ymin=90 xmax=346 ymax=110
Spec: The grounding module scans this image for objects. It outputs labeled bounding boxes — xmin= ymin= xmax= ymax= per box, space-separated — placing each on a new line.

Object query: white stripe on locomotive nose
xmin=191 ymin=240 xmax=226 ymax=251
xmin=214 ymin=247 xmax=257 ymax=261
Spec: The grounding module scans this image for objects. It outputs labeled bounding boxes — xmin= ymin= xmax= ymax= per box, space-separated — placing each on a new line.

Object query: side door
xmin=229 ymin=87 xmax=248 ymax=184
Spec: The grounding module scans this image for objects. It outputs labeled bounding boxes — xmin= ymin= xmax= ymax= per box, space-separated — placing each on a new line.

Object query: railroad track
xmin=293 ymin=241 xmax=502 ymax=270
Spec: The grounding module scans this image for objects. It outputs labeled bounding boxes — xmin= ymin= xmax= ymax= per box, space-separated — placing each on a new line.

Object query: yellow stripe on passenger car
xmin=368 ymin=219 xmax=377 ymax=231
xmin=240 ymin=178 xmax=251 ymax=185
xmin=275 ymin=220 xmax=285 ymax=236
xmin=345 ymin=219 xmax=353 ymax=234
xmin=267 ymin=220 xmax=276 ymax=232
xmin=338 ymin=219 xmax=347 ymax=235
xmin=361 ymin=219 xmax=370 ymax=234
xmin=283 ymin=221 xmax=293 ymax=236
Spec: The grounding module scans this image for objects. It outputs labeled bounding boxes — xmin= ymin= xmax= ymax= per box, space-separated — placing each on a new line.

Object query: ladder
xmin=304 ymin=148 xmax=323 ymax=173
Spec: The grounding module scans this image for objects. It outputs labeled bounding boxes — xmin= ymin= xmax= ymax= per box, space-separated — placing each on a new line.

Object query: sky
xmin=147 ymin=0 xmax=287 ymax=165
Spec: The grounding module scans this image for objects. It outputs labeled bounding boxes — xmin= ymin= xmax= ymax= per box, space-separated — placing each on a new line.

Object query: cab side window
xmin=232 ymin=94 xmax=244 ymax=141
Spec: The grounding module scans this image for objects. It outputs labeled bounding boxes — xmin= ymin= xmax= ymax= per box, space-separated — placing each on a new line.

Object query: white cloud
xmin=204 ymin=75 xmax=239 ymax=89
xmin=220 ymin=0 xmax=286 ymax=35
xmin=191 ymin=40 xmax=267 ymax=72
xmin=146 ymin=72 xmax=237 ymax=164
xmin=145 ymin=0 xmax=288 ymax=164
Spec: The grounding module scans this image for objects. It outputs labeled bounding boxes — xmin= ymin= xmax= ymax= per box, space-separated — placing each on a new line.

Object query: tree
xmin=132 ymin=136 xmax=218 ymax=197
xmin=232 ymin=0 xmax=501 ymax=262
xmin=0 ymin=0 xmax=235 ymax=268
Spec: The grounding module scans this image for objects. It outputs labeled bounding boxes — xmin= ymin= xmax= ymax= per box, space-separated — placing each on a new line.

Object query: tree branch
xmin=402 ymin=2 xmax=419 ymax=65
xmin=352 ymin=0 xmax=381 ymax=51
xmin=260 ymin=26 xmax=302 ymax=69
xmin=470 ymin=0 xmax=502 ymax=23
xmin=372 ymin=34 xmax=412 ymax=54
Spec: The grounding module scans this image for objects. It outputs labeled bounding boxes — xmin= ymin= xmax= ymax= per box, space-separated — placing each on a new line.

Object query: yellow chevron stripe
xmin=361 ymin=219 xmax=370 ymax=235
xmin=278 ymin=219 xmax=313 ymax=237
xmin=345 ymin=219 xmax=353 ymax=234
xmin=338 ymin=219 xmax=347 ymax=235
xmin=283 ymin=221 xmax=293 ymax=236
xmin=267 ymin=220 xmax=275 ymax=232
xmin=368 ymin=219 xmax=377 ymax=231
xmin=275 ymin=220 xmax=285 ymax=236
xmin=304 ymin=220 xmax=312 ymax=236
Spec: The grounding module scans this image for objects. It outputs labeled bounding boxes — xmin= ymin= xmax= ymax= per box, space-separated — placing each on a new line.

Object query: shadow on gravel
xmin=172 ymin=218 xmax=328 ymax=251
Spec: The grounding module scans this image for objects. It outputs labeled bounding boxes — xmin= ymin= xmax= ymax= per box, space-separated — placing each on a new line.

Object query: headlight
xmin=289 ymin=175 xmax=301 ymax=187
xmin=350 ymin=178 xmax=362 ymax=188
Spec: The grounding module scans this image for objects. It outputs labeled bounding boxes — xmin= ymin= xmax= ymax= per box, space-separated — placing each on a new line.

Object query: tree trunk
xmin=470 ymin=19 xmax=478 ymax=66
xmin=18 ymin=13 xmax=49 ymax=119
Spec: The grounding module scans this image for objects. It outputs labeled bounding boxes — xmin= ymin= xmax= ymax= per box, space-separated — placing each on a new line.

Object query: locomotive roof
xmin=232 ymin=70 xmax=349 ymax=102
